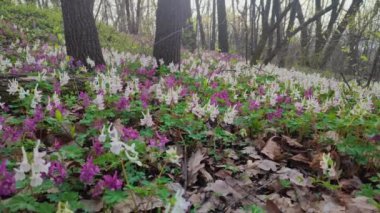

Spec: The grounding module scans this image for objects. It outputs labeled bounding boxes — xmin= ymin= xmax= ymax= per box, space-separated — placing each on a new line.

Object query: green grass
xmin=0 ymin=0 xmax=151 ymax=54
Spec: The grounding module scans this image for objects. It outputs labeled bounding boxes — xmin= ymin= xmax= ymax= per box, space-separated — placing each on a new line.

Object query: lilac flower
xmin=258 ymin=86 xmax=266 ymax=96
xmin=91 ymin=172 xmax=123 ymax=198
xmin=79 ymin=92 xmax=91 ymax=108
xmin=2 ymin=126 xmax=22 ymax=143
xmin=115 ymin=96 xmax=130 ymax=111
xmin=92 ymin=138 xmax=104 ymax=156
xmin=0 ymin=117 xmax=5 ymax=131
xmin=0 ymin=160 xmax=16 ymax=198
xmin=23 ymin=117 xmax=37 ymax=132
xmin=149 ymin=132 xmax=170 ymax=148
xmin=140 ymin=89 xmax=150 ymax=108
xmin=122 ymin=127 xmax=140 ymax=141
xmin=211 ymin=81 xmax=218 ymax=89
xmin=165 ymin=75 xmax=176 ymax=88
xmin=48 ymin=161 xmax=67 ymax=184
xmin=102 ymin=172 xmax=123 ymax=191
xmin=53 ymin=81 xmax=61 ymax=95
xmin=211 ymin=90 xmax=230 ymax=106
xmin=249 ymin=100 xmax=260 ymax=110
xmin=304 ymin=87 xmax=313 ymax=99
xmin=80 ymin=157 xmax=100 ymax=184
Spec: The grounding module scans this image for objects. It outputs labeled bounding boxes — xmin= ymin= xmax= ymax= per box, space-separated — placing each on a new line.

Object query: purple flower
xmin=23 ymin=117 xmax=37 ymax=132
xmin=80 ymin=157 xmax=100 ymax=184
xmin=116 ymin=96 xmax=130 ymax=111
xmin=48 ymin=161 xmax=67 ymax=184
xmin=122 ymin=127 xmax=139 ymax=141
xmin=79 ymin=92 xmax=91 ymax=108
xmin=211 ymin=90 xmax=230 ymax=106
xmin=53 ymin=81 xmax=61 ymax=95
xmin=0 ymin=160 xmax=16 ymax=198
xmin=304 ymin=87 xmax=313 ymax=99
xmin=2 ymin=126 xmax=22 ymax=143
xmin=249 ymin=100 xmax=260 ymax=110
xmin=165 ymin=75 xmax=176 ymax=88
xmin=258 ymin=86 xmax=266 ymax=96
xmin=149 ymin=132 xmax=170 ymax=148
xmin=102 ymin=172 xmax=123 ymax=191
xmin=92 ymin=138 xmax=104 ymax=156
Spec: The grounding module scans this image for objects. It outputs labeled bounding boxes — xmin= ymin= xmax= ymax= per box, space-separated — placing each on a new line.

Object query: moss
xmin=0 ymin=0 xmax=150 ymax=54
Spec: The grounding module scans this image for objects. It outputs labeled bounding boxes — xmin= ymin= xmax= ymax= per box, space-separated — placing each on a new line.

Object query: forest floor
xmin=0 ymin=2 xmax=380 ymax=213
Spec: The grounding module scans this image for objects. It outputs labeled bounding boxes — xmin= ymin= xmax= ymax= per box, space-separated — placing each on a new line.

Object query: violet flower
xmin=79 ymin=92 xmax=91 ymax=108
xmin=122 ymin=127 xmax=140 ymax=141
xmin=80 ymin=157 xmax=100 ymax=184
xmin=0 ymin=160 xmax=16 ymax=198
xmin=48 ymin=161 xmax=67 ymax=185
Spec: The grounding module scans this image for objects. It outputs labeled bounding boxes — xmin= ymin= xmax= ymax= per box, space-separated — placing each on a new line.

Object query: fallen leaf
xmin=81 ymin=199 xmax=104 ymax=213
xmin=282 ymin=136 xmax=303 ymax=148
xmin=346 ymin=196 xmax=378 ymax=213
xmin=253 ymin=159 xmax=279 ymax=171
xmin=205 ymin=180 xmax=242 ymax=199
xmin=241 ymin=146 xmax=262 ymax=159
xmin=277 ymin=167 xmax=312 ymax=187
xmin=187 ymin=149 xmax=206 ymax=186
xmin=113 ymin=193 xmax=164 ymax=213
xmin=261 ymin=136 xmax=283 ymax=160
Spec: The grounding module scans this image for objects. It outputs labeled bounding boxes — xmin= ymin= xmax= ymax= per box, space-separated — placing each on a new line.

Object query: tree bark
xmin=320 ymin=0 xmax=363 ymax=68
xmin=153 ymin=0 xmax=186 ymax=65
xmin=61 ymin=0 xmax=105 ymax=66
xmin=210 ymin=0 xmax=217 ymax=50
xmin=315 ymin=0 xmax=324 ymax=54
xmin=195 ymin=0 xmax=206 ymax=49
xmin=217 ymin=0 xmax=229 ymax=53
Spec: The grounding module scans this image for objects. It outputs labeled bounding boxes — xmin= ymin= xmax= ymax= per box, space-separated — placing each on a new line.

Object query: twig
xmin=339 ymin=72 xmax=352 ymax=91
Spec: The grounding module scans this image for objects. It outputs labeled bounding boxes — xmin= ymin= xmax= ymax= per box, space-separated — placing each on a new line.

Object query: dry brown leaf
xmin=261 ymin=137 xmax=283 ymax=160
xmin=282 ymin=136 xmax=303 ymax=148
xmin=113 ymin=193 xmax=164 ymax=213
xmin=205 ymin=180 xmax=243 ymax=199
xmin=268 ymin=193 xmax=302 ymax=213
xmin=253 ymin=159 xmax=279 ymax=171
xmin=187 ymin=149 xmax=206 ymax=186
xmin=200 ymin=168 xmax=214 ymax=182
xmin=81 ymin=199 xmax=104 ymax=213
xmin=313 ymin=195 xmax=346 ymax=213
xmin=224 ymin=148 xmax=239 ymax=160
xmin=241 ymin=146 xmax=262 ymax=159
xmin=277 ymin=167 xmax=312 ymax=187
xmin=346 ymin=196 xmax=378 ymax=213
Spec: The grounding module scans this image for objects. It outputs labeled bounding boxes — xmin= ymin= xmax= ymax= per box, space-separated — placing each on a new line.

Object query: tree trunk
xmin=195 ymin=0 xmax=206 ymax=49
xmin=320 ymin=0 xmax=363 ymax=68
xmin=61 ymin=0 xmax=105 ymax=66
xmin=217 ymin=0 xmax=229 ymax=53
xmin=210 ymin=0 xmax=217 ymax=50
xmin=315 ymin=0 xmax=324 ymax=54
xmin=153 ymin=0 xmax=185 ymax=65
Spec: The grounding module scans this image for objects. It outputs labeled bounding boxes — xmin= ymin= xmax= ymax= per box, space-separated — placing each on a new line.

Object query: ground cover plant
xmin=0 ymin=29 xmax=379 ymax=212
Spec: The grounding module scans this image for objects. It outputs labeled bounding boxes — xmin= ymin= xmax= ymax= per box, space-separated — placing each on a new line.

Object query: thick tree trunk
xmin=195 ymin=0 xmax=206 ymax=49
xmin=320 ymin=0 xmax=363 ymax=68
xmin=217 ymin=0 xmax=229 ymax=53
xmin=210 ymin=0 xmax=217 ymax=50
xmin=315 ymin=0 xmax=324 ymax=54
xmin=61 ymin=0 xmax=105 ymax=66
xmin=153 ymin=0 xmax=185 ymax=65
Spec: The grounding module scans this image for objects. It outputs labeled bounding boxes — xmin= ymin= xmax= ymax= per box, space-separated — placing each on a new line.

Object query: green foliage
xmin=0 ymin=1 xmax=150 ymax=54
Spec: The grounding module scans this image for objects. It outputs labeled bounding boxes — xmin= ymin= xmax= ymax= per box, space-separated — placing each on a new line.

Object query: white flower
xmin=14 ymin=146 xmax=31 ymax=181
xmin=140 ymin=109 xmax=154 ymax=127
xmin=204 ymin=101 xmax=219 ymax=122
xmin=37 ymin=69 xmax=47 ymax=81
xmin=165 ymin=187 xmax=190 ymax=213
xmin=165 ymin=87 xmax=181 ymax=105
xmin=223 ymin=105 xmax=238 ymax=125
xmin=86 ymin=57 xmax=95 ymax=68
xmin=98 ymin=125 xmax=107 ymax=143
xmin=59 ymin=72 xmax=70 ymax=86
xmin=166 ymin=147 xmax=181 ymax=165
xmin=18 ymin=87 xmax=30 ymax=100
xmin=7 ymin=79 xmax=19 ymax=95
xmin=109 ymin=71 xmax=123 ymax=94
xmin=14 ymin=140 xmax=50 ymax=187
xmin=31 ymin=84 xmax=42 ymax=109
xmin=320 ymin=153 xmax=337 ymax=178
xmin=93 ymin=93 xmax=105 ymax=110
xmin=108 ymin=124 xmax=142 ymax=166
